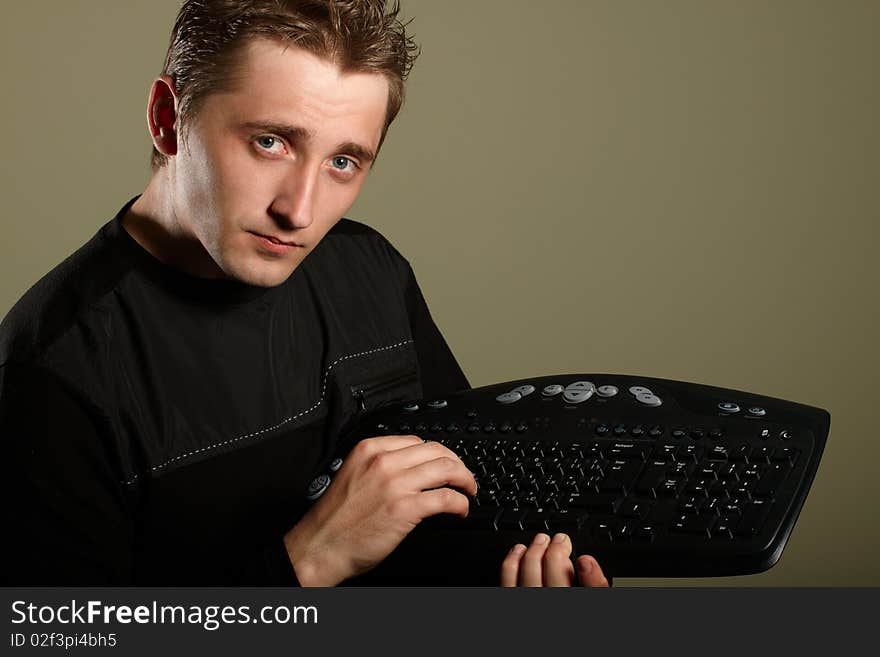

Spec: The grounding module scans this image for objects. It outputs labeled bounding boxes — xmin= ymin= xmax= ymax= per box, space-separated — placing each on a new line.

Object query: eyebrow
xmin=241 ymin=121 xmax=376 ymax=164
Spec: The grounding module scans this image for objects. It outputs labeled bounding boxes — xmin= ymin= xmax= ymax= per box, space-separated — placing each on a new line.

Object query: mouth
xmin=250 ymin=231 xmax=302 ymax=246
xmin=248 ymin=231 xmax=304 ymax=254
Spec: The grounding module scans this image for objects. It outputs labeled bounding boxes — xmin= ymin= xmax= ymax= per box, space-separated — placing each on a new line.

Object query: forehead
xmin=204 ymin=38 xmax=389 ymax=149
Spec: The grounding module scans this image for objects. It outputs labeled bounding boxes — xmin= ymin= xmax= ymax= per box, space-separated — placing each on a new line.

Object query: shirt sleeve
xmin=0 ymin=362 xmax=302 ymax=586
xmin=340 ymin=265 xmax=478 ymax=587
xmin=0 ymin=362 xmax=134 ymax=585
xmin=403 ymin=265 xmax=470 ymax=397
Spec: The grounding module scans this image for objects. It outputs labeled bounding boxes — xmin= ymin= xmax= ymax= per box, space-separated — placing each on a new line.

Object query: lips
xmin=250 ymin=231 xmax=302 ymax=247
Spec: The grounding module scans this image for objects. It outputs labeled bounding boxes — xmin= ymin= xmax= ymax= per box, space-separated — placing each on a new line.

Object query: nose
xmin=268 ymin=163 xmax=318 ymax=230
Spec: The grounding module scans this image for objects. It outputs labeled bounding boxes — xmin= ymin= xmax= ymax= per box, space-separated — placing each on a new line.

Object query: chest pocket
xmin=322 ymin=343 xmax=423 ymax=457
xmin=350 ymin=363 xmax=420 ymax=412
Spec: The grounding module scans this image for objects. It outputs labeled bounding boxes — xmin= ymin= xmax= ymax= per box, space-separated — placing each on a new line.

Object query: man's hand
xmin=283 ymin=435 xmax=477 ymax=586
xmin=500 ymin=533 xmax=610 ymax=587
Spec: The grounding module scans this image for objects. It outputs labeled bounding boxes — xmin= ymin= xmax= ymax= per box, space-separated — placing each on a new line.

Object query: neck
xmin=123 ymin=170 xmax=227 ymax=280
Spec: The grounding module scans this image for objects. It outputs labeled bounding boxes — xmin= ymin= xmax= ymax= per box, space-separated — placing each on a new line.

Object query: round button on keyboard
xmin=563 ymin=389 xmax=593 ymax=404
xmin=306 ymin=474 xmax=331 ymax=501
xmin=542 ymin=385 xmax=564 ymax=396
xmin=496 ymin=391 xmax=522 ymax=404
xmin=513 ymin=385 xmax=536 ymax=397
xmin=629 ymin=386 xmax=652 ymax=396
xmin=636 ymin=392 xmax=662 ymax=407
xmin=596 ymin=385 xmax=619 ymax=397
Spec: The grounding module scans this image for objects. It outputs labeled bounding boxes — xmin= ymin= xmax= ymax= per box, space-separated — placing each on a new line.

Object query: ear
xmin=147 ymin=75 xmax=179 ymax=158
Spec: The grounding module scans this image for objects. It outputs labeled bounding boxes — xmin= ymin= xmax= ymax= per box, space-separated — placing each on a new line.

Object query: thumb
xmin=576 ymin=555 xmax=610 ymax=587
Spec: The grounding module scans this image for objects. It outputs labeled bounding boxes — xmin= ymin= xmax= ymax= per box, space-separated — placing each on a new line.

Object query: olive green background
xmin=1 ymin=1 xmax=877 ymax=586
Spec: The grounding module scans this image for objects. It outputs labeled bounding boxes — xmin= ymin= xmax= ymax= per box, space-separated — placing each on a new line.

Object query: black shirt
xmin=0 ymin=197 xmax=469 ymax=585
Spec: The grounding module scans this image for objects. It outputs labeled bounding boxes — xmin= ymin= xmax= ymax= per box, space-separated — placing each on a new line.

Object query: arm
xmin=403 ymin=264 xmax=470 ymax=396
xmin=0 ymin=362 xmax=134 ymax=585
xmin=0 ymin=362 xmax=305 ymax=586
xmin=278 ymin=265 xmax=477 ymax=586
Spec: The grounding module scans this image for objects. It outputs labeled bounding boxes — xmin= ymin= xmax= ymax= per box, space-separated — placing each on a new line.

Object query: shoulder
xmin=307 ymin=217 xmax=414 ymax=282
xmin=0 ymin=222 xmax=124 ymax=368
xmin=323 ymin=217 xmax=409 ymax=260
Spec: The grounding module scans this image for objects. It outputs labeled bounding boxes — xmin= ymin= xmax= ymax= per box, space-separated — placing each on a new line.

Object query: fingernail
xmin=552 ymin=532 xmax=567 ymax=544
xmin=533 ymin=533 xmax=549 ymax=545
xmin=511 ymin=544 xmax=526 ymax=554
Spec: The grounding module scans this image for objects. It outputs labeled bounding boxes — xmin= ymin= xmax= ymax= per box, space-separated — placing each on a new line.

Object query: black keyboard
xmin=311 ymin=374 xmax=829 ymax=579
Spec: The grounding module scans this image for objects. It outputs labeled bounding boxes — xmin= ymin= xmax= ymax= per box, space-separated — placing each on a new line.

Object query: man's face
xmin=170 ymin=39 xmax=389 ymax=287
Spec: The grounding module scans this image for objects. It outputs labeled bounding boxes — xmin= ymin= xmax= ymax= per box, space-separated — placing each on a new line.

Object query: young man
xmin=0 ymin=0 xmax=607 ymax=587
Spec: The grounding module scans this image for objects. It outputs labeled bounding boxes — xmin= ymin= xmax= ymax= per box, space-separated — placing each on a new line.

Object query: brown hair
xmin=151 ymin=0 xmax=420 ymax=169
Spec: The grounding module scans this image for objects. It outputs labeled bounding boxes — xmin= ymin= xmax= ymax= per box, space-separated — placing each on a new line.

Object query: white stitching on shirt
xmin=122 ymin=338 xmax=414 ymax=485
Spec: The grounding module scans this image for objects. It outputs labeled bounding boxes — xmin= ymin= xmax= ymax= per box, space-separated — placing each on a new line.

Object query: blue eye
xmin=256 ymin=136 xmax=283 ymax=152
xmin=332 ymin=156 xmax=354 ymax=170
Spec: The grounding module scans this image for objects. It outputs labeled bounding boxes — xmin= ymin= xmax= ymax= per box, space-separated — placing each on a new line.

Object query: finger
xmin=500 ymin=544 xmax=526 ymax=586
xmin=399 ymin=456 xmax=477 ymax=496
xmin=359 ymin=434 xmax=425 ymax=454
xmin=414 ymin=486 xmax=471 ymax=519
xmin=543 ymin=533 xmax=576 ymax=587
xmin=347 ymin=435 xmax=428 ymax=471
xmin=373 ymin=439 xmax=464 ymax=471
xmin=519 ymin=533 xmax=551 ymax=586
xmin=575 ymin=555 xmax=610 ymax=588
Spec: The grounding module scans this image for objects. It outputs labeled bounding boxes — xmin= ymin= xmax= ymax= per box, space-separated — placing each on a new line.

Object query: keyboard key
xmin=564 ymin=493 xmax=622 ymax=514
xmin=636 ymin=461 xmax=669 ymax=496
xmin=633 ymin=524 xmax=656 ymax=542
xmin=722 ymin=502 xmax=743 ymax=516
xmin=713 ymin=515 xmax=737 ymax=539
xmin=771 ymin=447 xmax=798 ymax=465
xmin=755 ymin=463 xmax=789 ymax=497
xmin=701 ymin=496 xmax=723 ymax=515
xmin=735 ymin=499 xmax=773 ymax=536
xmin=671 ymin=513 xmax=716 ymax=537
xmin=686 ymin=482 xmax=710 ymax=498
xmin=548 ymin=509 xmax=588 ymax=533
xmin=678 ymin=445 xmax=703 ymax=463
xmin=696 ymin=465 xmax=720 ymax=480
xmin=652 ymin=444 xmax=678 ymax=461
xmin=751 ymin=447 xmax=773 ymax=463
xmin=658 ymin=477 xmax=686 ymax=497
xmin=736 ymin=500 xmax=773 ymax=536
xmin=522 ymin=509 xmax=555 ymax=531
xmin=616 ymin=523 xmax=635 ymax=540
xmin=435 ymin=506 xmax=499 ymax=530
xmin=730 ymin=444 xmax=750 ymax=462
xmin=585 ymin=441 xmax=606 ymax=458
xmin=597 ymin=460 xmax=642 ymax=493
xmin=619 ymin=499 xmax=651 ymax=519
xmin=593 ymin=520 xmax=620 ymax=541
xmin=496 ymin=508 xmax=527 ymax=530
xmin=708 ymin=481 xmax=731 ymax=499
xmin=608 ymin=442 xmax=649 ymax=460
